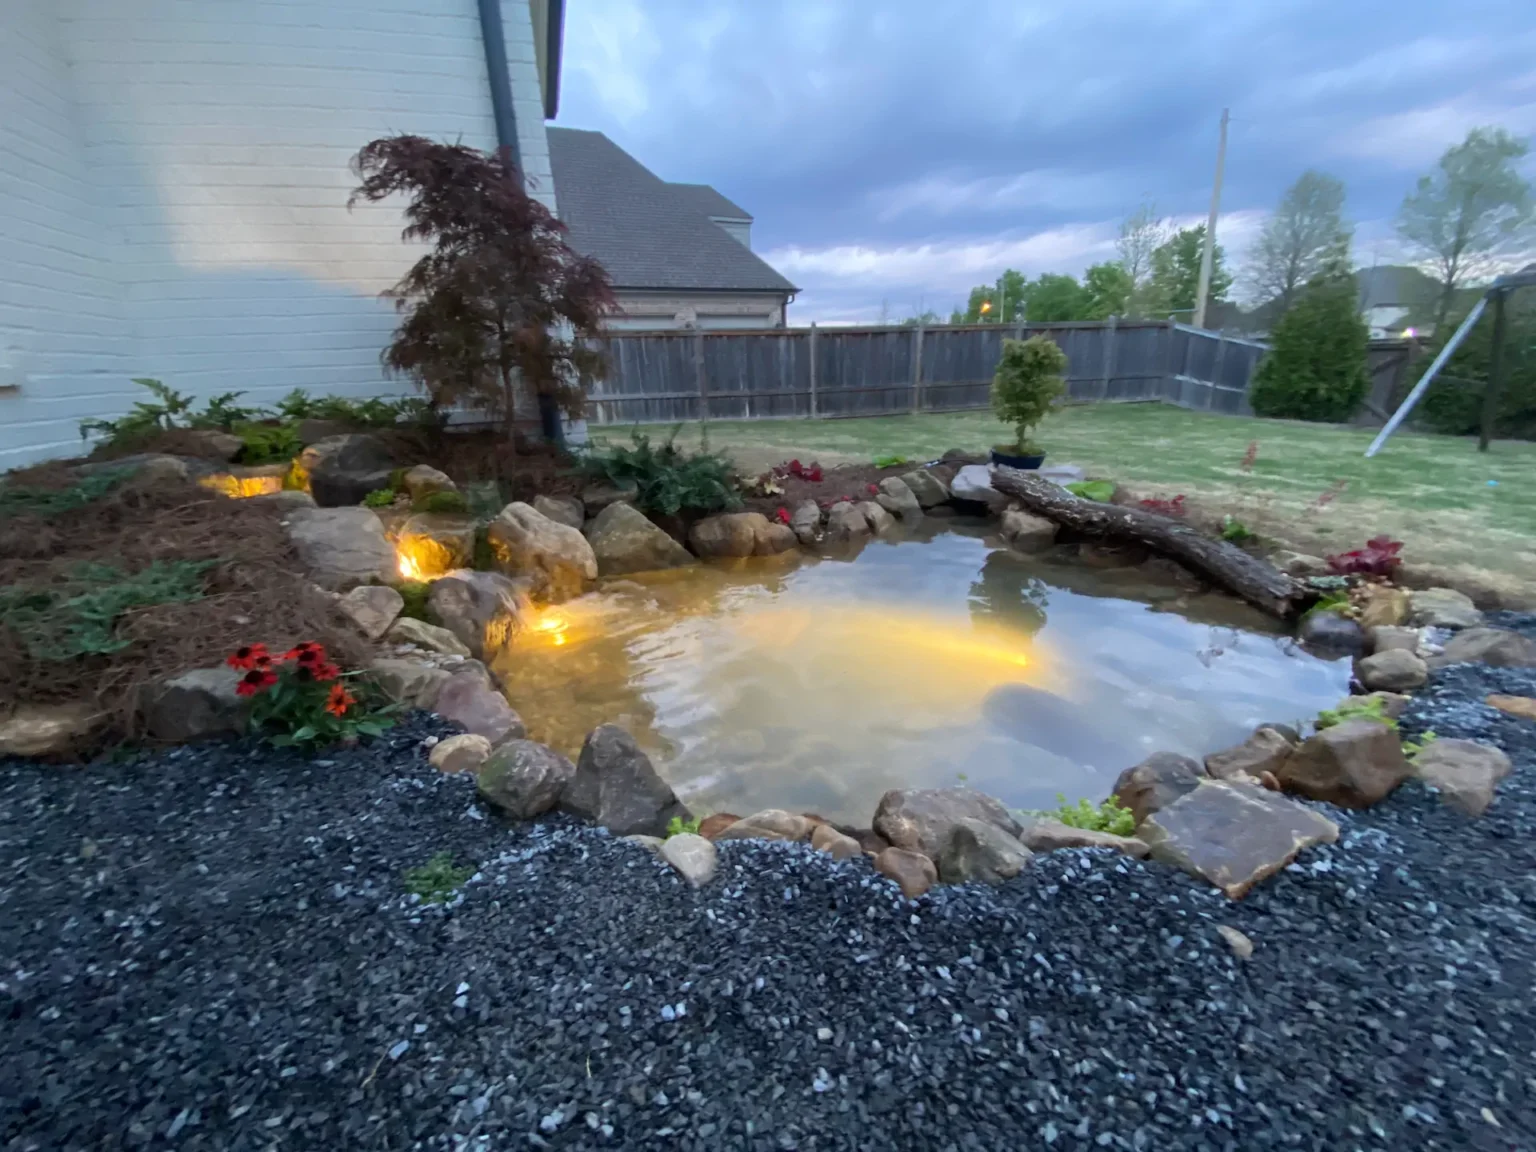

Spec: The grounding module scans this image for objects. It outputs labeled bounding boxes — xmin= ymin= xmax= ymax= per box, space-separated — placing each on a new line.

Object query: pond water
xmin=492 ymin=520 xmax=1352 ymax=826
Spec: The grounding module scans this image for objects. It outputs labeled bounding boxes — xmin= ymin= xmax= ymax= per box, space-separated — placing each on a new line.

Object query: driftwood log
xmin=989 ymin=465 xmax=1304 ymax=619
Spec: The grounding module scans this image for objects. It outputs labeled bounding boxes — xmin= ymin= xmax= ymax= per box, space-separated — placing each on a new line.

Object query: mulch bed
xmin=0 ymin=471 xmax=367 ymax=749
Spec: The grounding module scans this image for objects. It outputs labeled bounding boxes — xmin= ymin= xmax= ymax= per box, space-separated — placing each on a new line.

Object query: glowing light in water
xmin=396 ymin=548 xmax=426 ymax=582
xmin=531 ymin=611 xmax=571 ymax=646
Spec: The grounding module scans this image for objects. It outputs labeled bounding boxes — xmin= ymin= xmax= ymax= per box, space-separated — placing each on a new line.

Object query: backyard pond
xmin=493 ymin=520 xmax=1352 ymax=825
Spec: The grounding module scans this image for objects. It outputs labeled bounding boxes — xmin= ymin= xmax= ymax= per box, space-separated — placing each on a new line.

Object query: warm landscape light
xmin=396 ymin=548 xmax=426 ymax=582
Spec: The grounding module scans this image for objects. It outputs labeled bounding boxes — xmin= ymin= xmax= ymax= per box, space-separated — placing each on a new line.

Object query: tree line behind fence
xmin=581 ymin=320 xmax=1417 ymax=428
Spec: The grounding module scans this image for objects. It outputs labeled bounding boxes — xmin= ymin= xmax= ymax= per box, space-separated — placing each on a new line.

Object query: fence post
xmin=911 ymin=323 xmax=925 ymax=414
xmin=693 ymin=329 xmax=708 ymax=448
xmin=1099 ymin=314 xmax=1117 ymax=401
xmin=808 ymin=323 xmax=819 ymax=418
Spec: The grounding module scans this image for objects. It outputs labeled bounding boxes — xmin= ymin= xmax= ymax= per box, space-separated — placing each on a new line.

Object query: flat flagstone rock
xmin=1016 ymin=817 xmax=1149 ymax=858
xmin=1138 ymin=779 xmax=1339 ymax=899
xmin=713 ymin=809 xmax=814 ymax=843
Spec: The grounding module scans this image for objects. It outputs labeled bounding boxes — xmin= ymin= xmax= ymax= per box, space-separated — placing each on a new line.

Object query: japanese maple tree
xmin=349 ymin=135 xmax=615 ymax=459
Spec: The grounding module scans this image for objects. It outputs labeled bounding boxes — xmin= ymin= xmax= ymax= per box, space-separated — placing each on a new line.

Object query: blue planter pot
xmin=990 ymin=447 xmax=1046 ymax=470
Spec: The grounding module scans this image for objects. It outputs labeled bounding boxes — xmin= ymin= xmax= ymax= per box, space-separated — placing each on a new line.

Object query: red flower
xmin=775 ymin=506 xmax=791 ymax=525
xmin=312 ymin=662 xmax=341 ymax=683
xmin=325 ymin=683 xmax=355 ymax=717
xmin=284 ymin=642 xmax=326 ymax=665
xmin=867 ymin=484 xmax=879 ymax=495
xmin=227 ymin=643 xmax=271 ymax=671
xmin=236 ymin=668 xmax=278 ymax=696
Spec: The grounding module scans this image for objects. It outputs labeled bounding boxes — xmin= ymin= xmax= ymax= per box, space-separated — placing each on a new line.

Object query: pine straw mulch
xmin=0 ymin=470 xmax=370 ymax=747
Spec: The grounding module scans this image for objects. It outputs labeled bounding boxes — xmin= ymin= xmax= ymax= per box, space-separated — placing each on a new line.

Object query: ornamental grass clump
xmin=227 ymin=640 xmax=393 ymax=748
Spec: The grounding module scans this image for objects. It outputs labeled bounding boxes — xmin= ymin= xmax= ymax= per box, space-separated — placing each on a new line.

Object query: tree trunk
xmin=989 ymin=466 xmax=1305 ymax=619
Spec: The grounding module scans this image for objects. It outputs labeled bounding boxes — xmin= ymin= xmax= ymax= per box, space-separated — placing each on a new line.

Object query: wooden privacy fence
xmin=584 ymin=319 xmax=1270 ymax=426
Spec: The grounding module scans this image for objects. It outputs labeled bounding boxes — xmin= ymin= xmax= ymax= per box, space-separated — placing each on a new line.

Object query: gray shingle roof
xmin=1356 ymin=265 xmax=1438 ymax=311
xmin=546 ymin=127 xmax=795 ymax=294
xmin=667 ymin=182 xmax=752 ymax=222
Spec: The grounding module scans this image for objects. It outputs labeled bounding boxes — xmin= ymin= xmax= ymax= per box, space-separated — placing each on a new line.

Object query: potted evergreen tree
xmin=990 ymin=334 xmax=1067 ymax=469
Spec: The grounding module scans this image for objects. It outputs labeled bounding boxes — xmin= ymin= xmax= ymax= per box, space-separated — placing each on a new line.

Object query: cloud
xmin=558 ymin=0 xmax=1536 ymax=319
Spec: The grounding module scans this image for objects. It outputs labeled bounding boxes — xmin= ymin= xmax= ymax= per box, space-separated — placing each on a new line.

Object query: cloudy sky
xmin=556 ymin=0 xmax=1536 ymax=323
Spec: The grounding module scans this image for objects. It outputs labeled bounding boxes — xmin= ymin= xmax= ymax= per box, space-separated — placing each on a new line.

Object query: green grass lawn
xmin=596 ymin=404 xmax=1536 ymax=593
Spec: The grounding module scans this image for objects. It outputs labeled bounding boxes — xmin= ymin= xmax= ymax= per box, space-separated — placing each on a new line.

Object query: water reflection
xmin=493 ymin=522 xmax=1351 ymax=825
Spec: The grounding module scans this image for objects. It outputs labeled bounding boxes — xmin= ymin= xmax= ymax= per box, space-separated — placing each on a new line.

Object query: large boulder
xmin=824 ymin=502 xmax=871 ymax=542
xmin=1298 ymin=610 xmax=1366 ymax=654
xmin=395 ymin=513 xmax=476 ymax=578
xmin=1412 ymin=739 xmax=1513 ymax=817
xmin=1111 ymin=752 xmax=1203 ymax=826
xmin=579 ymin=481 xmax=638 ymax=515
xmin=1277 ymin=718 xmax=1412 ymax=808
xmin=1139 ymin=779 xmax=1339 ymax=899
xmin=299 ymin=434 xmax=397 ymax=507
xmin=1356 ymin=648 xmax=1428 ymax=692
xmin=858 ymin=500 xmax=896 ymax=535
xmin=335 ymin=584 xmax=403 ymax=641
xmin=712 ymin=809 xmax=813 ymax=843
xmin=1016 ymin=817 xmax=1149 ymax=858
xmin=284 ymin=507 xmax=397 ymax=590
xmin=936 ymin=818 xmax=1032 ymax=885
xmin=367 ymin=658 xmax=451 ymax=709
xmin=426 ymin=570 xmax=528 ymax=659
xmin=0 ymin=702 xmax=105 ymax=758
xmin=689 ymin=512 xmax=767 ymax=558
xmin=1430 ymin=627 xmax=1536 ymax=669
xmin=584 ymin=503 xmax=697 ymax=577
xmin=999 ymin=509 xmax=1057 ymax=552
xmin=433 ymin=667 xmax=525 ymax=745
xmin=898 ymin=469 xmax=950 ymax=508
xmin=485 ymin=502 xmax=597 ymax=603
xmin=386 ymin=615 xmax=472 ymax=658
xmin=400 ymin=464 xmax=456 ymax=503
xmin=1203 ymin=727 xmax=1295 ymax=783
xmin=875 ymin=477 xmax=923 ymax=520
xmin=140 ymin=667 xmax=249 ymax=743
xmin=873 ymin=846 xmax=937 ymax=899
xmin=872 ymin=787 xmax=1022 ymax=859
xmin=949 ymin=464 xmax=1009 ymax=512
xmin=477 ymin=739 xmax=576 ymax=820
xmin=1408 ymin=587 xmax=1482 ymax=629
xmin=532 ymin=493 xmax=586 ymax=532
xmin=560 ymin=724 xmax=690 ymax=837
xmin=790 ymin=500 xmax=823 ymax=545
xmin=753 ymin=518 xmax=799 ymax=555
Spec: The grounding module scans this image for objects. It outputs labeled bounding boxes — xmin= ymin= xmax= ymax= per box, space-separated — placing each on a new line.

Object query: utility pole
xmin=1192 ymin=107 xmax=1229 ymax=330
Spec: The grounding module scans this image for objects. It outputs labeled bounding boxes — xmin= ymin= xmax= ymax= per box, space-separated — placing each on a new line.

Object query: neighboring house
xmin=0 ymin=0 xmax=565 ymax=469
xmin=547 ymin=128 xmax=797 ymax=331
xmin=1356 ymin=265 xmax=1440 ymax=338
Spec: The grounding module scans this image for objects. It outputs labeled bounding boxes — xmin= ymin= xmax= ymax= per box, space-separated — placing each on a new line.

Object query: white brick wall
xmin=0 ymin=0 xmax=557 ymax=468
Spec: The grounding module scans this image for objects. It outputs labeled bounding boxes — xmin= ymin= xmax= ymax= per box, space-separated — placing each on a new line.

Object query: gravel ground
xmin=4 ymin=664 xmax=1536 ymax=1151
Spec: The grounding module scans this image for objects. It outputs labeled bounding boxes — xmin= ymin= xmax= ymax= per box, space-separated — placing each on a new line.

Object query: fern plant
xmin=582 ymin=429 xmax=741 ymax=517
xmin=79 ymin=378 xmax=197 ymax=446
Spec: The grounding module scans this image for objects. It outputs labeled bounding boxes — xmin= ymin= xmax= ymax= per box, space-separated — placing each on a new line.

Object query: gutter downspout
xmin=477 ymin=0 xmax=566 ymax=444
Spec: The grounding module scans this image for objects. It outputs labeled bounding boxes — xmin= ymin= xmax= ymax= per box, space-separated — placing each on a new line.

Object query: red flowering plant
xmin=227 ymin=640 xmax=394 ymax=748
xmin=775 ymin=459 xmax=824 ymax=483
xmin=1138 ymin=494 xmax=1187 ymax=518
xmin=1326 ymin=536 xmax=1403 ymax=578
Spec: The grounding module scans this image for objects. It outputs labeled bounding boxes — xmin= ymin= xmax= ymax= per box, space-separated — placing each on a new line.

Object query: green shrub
xmin=276 ymin=389 xmax=441 ymax=430
xmin=0 ymin=560 xmax=218 ymax=660
xmin=665 ymin=815 xmax=702 ymax=838
xmin=395 ymin=581 xmax=431 ymax=621
xmin=1066 ymin=480 xmax=1114 ymax=502
xmin=413 ymin=489 xmax=469 ymax=515
xmin=1250 ymin=275 xmax=1370 ymax=422
xmin=235 ymin=421 xmax=301 ymax=465
xmin=1418 ymin=295 xmax=1536 ymax=439
xmin=581 ymin=429 xmax=741 ymax=517
xmin=1046 ymin=795 xmax=1136 ymax=837
xmin=193 ymin=391 xmax=269 ymax=431
xmin=991 ymin=335 xmax=1066 ymax=453
xmin=362 ymin=488 xmax=397 ymax=508
xmin=0 ymin=468 xmax=130 ymax=520
xmin=403 ymin=852 xmax=474 ymax=903
xmin=1219 ymin=515 xmax=1257 ymax=544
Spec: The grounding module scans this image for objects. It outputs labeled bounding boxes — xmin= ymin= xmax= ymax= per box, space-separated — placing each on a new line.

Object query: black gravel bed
xmin=3 ymin=695 xmax=1535 ymax=1152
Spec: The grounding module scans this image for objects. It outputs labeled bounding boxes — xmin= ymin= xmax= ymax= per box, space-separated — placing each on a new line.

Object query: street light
xmin=979 ymin=300 xmax=992 ymax=322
